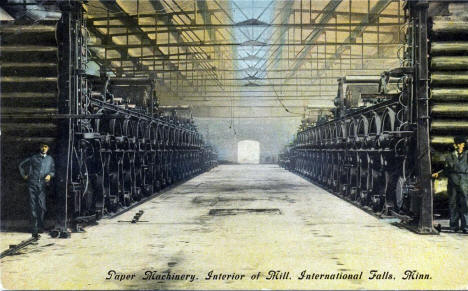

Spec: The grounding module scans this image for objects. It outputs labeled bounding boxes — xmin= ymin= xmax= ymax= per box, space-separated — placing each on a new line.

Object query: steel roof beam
xmin=283 ymin=0 xmax=343 ymax=79
xmin=290 ymin=8 xmax=403 ymax=19
xmin=129 ymin=56 xmax=397 ymax=62
xmin=106 ymin=26 xmax=395 ymax=38
xmin=90 ymin=22 xmax=403 ymax=28
xmin=87 ymin=7 xmax=403 ymax=21
xmin=89 ymin=41 xmax=401 ymax=48
xmin=196 ymin=0 xmax=216 ymax=43
xmin=95 ymin=0 xmax=194 ymax=89
xmin=86 ymin=22 xmax=135 ymax=76
xmin=321 ymin=0 xmax=396 ymax=72
xmin=254 ymin=0 xmax=343 ymax=76
xmin=87 ymin=9 xmax=225 ymax=21
xmin=94 ymin=54 xmax=392 ymax=61
xmin=149 ymin=0 xmax=223 ymax=88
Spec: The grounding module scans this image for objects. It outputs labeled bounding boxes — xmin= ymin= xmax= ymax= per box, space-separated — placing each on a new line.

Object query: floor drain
xmin=208 ymin=208 xmax=282 ymax=216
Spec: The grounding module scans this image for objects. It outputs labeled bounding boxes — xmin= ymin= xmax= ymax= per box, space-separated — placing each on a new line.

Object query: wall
xmin=194 ymin=117 xmax=300 ymax=163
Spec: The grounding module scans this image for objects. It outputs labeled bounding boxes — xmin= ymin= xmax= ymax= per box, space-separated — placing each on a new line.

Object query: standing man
xmin=18 ymin=143 xmax=55 ymax=238
xmin=432 ymin=136 xmax=468 ymax=233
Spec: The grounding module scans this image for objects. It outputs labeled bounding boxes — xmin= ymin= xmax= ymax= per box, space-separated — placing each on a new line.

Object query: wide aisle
xmin=1 ymin=165 xmax=467 ymax=289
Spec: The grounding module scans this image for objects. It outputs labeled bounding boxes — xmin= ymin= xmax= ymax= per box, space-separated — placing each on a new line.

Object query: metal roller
xmin=1 ymin=77 xmax=58 ymax=83
xmin=0 ymin=45 xmax=57 ymax=52
xmin=431 ymin=120 xmax=468 ymax=132
xmin=431 ymin=56 xmax=468 ymax=70
xmin=158 ymin=105 xmax=191 ymax=110
xmin=431 ymin=72 xmax=468 ymax=85
xmin=344 ymin=75 xmax=400 ymax=84
xmin=432 ymin=17 xmax=468 ymax=34
xmin=430 ymin=136 xmax=455 ymax=145
xmin=431 ymin=88 xmax=468 ymax=101
xmin=0 ymin=25 xmax=56 ymax=34
xmin=431 ymin=103 xmax=468 ymax=117
xmin=430 ymin=42 xmax=468 ymax=54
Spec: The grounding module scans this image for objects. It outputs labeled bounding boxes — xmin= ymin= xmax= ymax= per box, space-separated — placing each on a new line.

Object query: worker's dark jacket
xmin=19 ymin=154 xmax=55 ymax=233
xmin=444 ymin=151 xmax=468 ymax=188
xmin=19 ymin=154 xmax=55 ymax=183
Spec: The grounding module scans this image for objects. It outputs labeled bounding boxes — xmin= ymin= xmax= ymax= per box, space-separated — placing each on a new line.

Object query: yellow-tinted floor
xmin=1 ymin=165 xmax=467 ymax=290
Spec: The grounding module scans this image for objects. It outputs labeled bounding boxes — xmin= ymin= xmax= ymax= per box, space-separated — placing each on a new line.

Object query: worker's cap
xmin=454 ymin=136 xmax=466 ymax=144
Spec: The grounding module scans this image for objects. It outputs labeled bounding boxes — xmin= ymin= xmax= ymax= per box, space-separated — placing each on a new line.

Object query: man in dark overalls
xmin=432 ymin=136 xmax=468 ymax=233
xmin=19 ymin=143 xmax=55 ymax=238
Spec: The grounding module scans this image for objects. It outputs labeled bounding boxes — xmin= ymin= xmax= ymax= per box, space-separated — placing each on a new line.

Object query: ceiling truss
xmin=84 ymin=0 xmax=405 ymax=113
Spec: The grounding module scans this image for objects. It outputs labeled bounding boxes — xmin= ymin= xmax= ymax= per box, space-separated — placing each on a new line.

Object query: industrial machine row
xmin=280 ymin=1 xmax=467 ymax=233
xmin=0 ymin=1 xmax=217 ymax=234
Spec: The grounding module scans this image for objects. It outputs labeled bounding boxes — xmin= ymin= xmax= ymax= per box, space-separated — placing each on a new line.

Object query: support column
xmin=410 ymin=0 xmax=436 ymax=234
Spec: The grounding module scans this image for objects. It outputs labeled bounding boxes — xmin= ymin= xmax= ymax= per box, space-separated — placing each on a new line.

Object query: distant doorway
xmin=237 ymin=140 xmax=260 ymax=164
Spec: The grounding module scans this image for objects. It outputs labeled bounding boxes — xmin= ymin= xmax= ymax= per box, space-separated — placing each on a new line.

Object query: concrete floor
xmin=1 ymin=164 xmax=467 ymax=290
